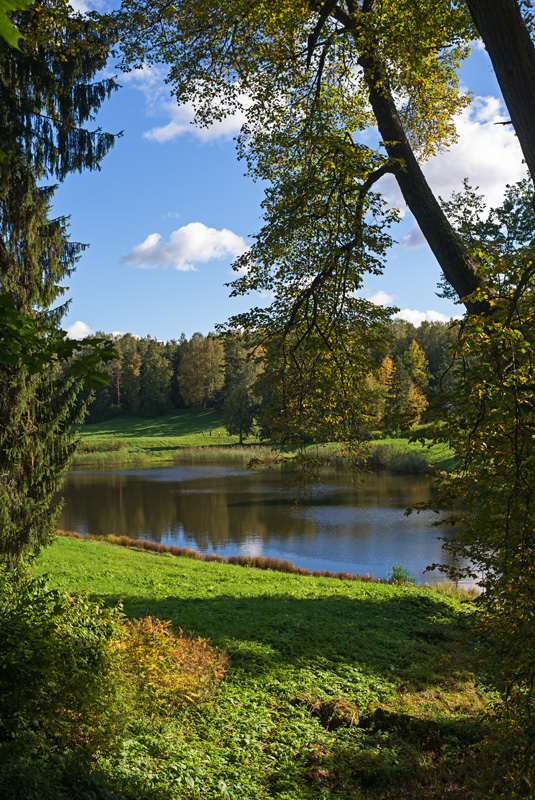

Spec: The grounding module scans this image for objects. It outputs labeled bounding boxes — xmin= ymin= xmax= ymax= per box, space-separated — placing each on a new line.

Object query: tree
xmin=121 ymin=343 xmax=142 ymax=415
xmin=221 ymin=336 xmax=261 ymax=444
xmin=116 ymin=0 xmax=531 ymax=443
xmin=177 ymin=333 xmax=225 ymax=410
xmin=139 ymin=337 xmax=172 ymax=416
xmin=0 ymin=0 xmax=118 ymax=562
xmin=118 ymin=1 xmax=535 ymax=782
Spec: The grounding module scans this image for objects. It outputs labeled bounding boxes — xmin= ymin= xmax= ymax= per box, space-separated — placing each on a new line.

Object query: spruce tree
xmin=0 ymin=0 xmax=118 ymax=562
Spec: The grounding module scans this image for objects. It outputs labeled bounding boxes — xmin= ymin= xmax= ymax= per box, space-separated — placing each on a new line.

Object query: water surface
xmin=58 ymin=464 xmax=468 ymax=585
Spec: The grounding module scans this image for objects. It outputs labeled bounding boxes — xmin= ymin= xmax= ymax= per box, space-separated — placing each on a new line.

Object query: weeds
xmin=118 ymin=616 xmax=228 ymax=708
xmin=387 ymin=563 xmax=416 ymax=585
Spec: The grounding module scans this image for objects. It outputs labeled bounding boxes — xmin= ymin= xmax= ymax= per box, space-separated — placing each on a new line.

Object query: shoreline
xmin=56 ymin=530 xmax=478 ymax=596
xmin=72 ymin=440 xmax=455 ymax=473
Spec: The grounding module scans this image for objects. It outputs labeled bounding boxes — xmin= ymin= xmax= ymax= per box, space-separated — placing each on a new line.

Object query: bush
xmin=0 ymin=568 xmax=229 ymax=799
xmin=118 ymin=616 xmax=228 ymax=710
xmin=0 ymin=565 xmax=124 ymax=797
xmin=370 ymin=444 xmax=429 ymax=473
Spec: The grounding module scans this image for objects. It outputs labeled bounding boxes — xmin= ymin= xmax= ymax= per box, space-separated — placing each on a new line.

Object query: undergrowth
xmin=0 ymin=564 xmax=226 ymax=800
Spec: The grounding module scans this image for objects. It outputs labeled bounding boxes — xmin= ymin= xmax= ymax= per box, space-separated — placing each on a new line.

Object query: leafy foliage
xmin=0 ymin=565 xmax=123 ymax=797
xmin=0 ymin=0 xmax=118 ymax=562
xmin=119 ymin=616 xmax=228 ymax=710
xmin=0 ymin=0 xmax=31 ymax=51
xmin=417 ymin=258 xmax=535 ymax=793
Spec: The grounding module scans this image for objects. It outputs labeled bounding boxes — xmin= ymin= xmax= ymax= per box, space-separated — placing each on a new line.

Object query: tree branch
xmin=307 ymin=0 xmax=340 ymax=66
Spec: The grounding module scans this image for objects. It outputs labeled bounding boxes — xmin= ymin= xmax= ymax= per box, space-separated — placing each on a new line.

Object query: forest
xmin=82 ymin=319 xmax=458 ymax=438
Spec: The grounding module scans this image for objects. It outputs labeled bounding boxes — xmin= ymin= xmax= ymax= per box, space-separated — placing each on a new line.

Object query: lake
xmin=57 ymin=464 xmax=473 ymax=586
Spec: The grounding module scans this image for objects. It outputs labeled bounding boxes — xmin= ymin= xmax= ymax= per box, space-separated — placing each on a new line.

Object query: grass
xmin=74 ymin=411 xmax=456 ymax=472
xmin=31 ymin=535 xmax=494 ymax=799
xmin=73 ymin=409 xmax=265 ymax=466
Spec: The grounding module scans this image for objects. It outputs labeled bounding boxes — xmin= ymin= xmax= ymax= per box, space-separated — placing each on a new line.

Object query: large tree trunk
xmin=328 ymin=2 xmax=483 ymax=309
xmin=357 ymin=49 xmax=483 ymax=309
xmin=464 ymin=0 xmax=535 ymax=190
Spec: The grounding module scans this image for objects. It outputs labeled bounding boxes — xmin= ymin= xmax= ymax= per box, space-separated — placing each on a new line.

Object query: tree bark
xmin=464 ymin=0 xmax=535 ymax=190
xmin=357 ymin=48 xmax=483 ymax=309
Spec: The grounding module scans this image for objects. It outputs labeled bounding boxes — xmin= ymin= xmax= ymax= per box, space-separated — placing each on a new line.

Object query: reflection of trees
xmin=58 ymin=470 xmax=449 ymax=559
xmin=58 ymin=468 xmax=475 ymax=583
xmin=58 ymin=471 xmax=320 ymax=548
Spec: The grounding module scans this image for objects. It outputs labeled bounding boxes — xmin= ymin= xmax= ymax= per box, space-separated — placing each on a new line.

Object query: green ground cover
xmin=30 ymin=536 xmax=491 ymax=799
xmin=74 ymin=409 xmax=264 ymax=466
xmin=74 ymin=411 xmax=454 ymax=471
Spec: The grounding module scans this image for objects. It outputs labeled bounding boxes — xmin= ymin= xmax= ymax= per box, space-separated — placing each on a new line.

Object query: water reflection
xmin=58 ymin=465 xmax=469 ymax=585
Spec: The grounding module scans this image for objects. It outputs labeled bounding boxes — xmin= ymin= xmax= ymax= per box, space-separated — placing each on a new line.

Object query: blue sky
xmin=53 ymin=16 xmax=526 ymax=341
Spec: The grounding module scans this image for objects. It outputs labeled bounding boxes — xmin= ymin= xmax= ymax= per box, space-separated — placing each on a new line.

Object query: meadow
xmin=21 ymin=534 xmax=494 ymax=800
xmin=74 ymin=410 xmax=455 ymax=472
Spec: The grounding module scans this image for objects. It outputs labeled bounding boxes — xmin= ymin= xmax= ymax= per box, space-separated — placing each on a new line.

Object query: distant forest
xmin=82 ymin=320 xmax=459 ymax=434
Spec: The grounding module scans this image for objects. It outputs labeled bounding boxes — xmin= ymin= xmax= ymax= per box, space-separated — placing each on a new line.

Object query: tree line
xmin=83 ymin=320 xmax=459 ymax=436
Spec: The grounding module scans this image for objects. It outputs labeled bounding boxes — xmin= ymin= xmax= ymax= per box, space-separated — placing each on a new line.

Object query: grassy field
xmin=32 ymin=535 xmax=493 ymax=799
xmin=74 ymin=411 xmax=455 ymax=471
xmin=73 ymin=409 xmax=266 ymax=466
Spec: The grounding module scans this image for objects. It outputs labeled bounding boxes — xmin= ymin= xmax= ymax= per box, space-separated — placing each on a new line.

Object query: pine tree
xmin=0 ymin=0 xmax=118 ymax=562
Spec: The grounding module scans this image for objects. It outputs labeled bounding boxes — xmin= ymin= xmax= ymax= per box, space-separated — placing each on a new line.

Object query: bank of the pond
xmin=73 ymin=411 xmax=455 ymax=472
xmin=56 ymin=530 xmax=474 ymax=592
xmin=27 ymin=535 xmax=495 ymax=799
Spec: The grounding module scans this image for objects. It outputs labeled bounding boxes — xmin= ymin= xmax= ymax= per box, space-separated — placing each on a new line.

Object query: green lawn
xmin=74 ymin=409 xmax=266 ymax=466
xmin=32 ymin=536 xmax=491 ymax=799
xmin=79 ymin=408 xmax=232 ymax=442
xmin=74 ymin=411 xmax=455 ymax=471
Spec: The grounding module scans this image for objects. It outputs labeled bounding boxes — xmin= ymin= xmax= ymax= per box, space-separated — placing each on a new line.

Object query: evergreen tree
xmin=139 ymin=338 xmax=172 ymax=417
xmin=121 ymin=344 xmax=142 ymax=415
xmin=221 ymin=337 xmax=261 ymax=444
xmin=0 ymin=0 xmax=118 ymax=562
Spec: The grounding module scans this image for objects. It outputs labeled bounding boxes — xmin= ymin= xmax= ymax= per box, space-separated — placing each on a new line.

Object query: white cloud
xmin=401 ymin=225 xmax=426 ymax=251
xmin=67 ymin=0 xmax=107 ymax=13
xmin=122 ymin=221 xmax=248 ymax=271
xmin=423 ymin=96 xmax=524 ymax=209
xmin=66 ymin=321 xmax=95 ymax=339
xmin=144 ymin=99 xmax=249 ymax=144
xmin=472 ymin=38 xmax=486 ymax=52
xmin=122 ymin=66 xmax=251 ymax=143
xmin=377 ymin=95 xmax=524 ymax=220
xmin=369 ymin=290 xmax=394 ymax=306
xmin=393 ymin=308 xmax=455 ymax=326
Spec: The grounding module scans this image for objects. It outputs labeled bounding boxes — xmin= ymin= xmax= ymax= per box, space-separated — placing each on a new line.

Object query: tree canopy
xmin=117 ymin=2 xmax=535 ymax=786
xmin=0 ymin=0 xmax=118 ymax=562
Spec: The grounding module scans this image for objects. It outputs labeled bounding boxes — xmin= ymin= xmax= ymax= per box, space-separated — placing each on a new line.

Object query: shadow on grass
xmin=0 ymin=748 xmax=175 ymax=800
xmin=98 ymin=591 xmax=476 ymax=690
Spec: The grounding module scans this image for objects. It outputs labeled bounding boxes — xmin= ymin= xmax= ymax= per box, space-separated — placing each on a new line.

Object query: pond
xmin=58 ymin=464 xmax=473 ymax=587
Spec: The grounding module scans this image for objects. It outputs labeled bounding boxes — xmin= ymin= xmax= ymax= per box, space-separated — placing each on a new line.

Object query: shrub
xmin=370 ymin=444 xmax=429 ymax=473
xmin=0 ymin=565 xmax=124 ymax=797
xmin=118 ymin=616 xmax=228 ymax=709
xmin=0 ymin=570 xmax=229 ymax=799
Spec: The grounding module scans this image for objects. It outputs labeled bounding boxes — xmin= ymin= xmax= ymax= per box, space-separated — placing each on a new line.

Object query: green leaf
xmin=0 ymin=0 xmax=33 ymax=48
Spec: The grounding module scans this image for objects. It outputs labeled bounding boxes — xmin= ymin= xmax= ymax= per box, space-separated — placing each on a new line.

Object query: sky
xmin=52 ymin=12 xmax=527 ymax=341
